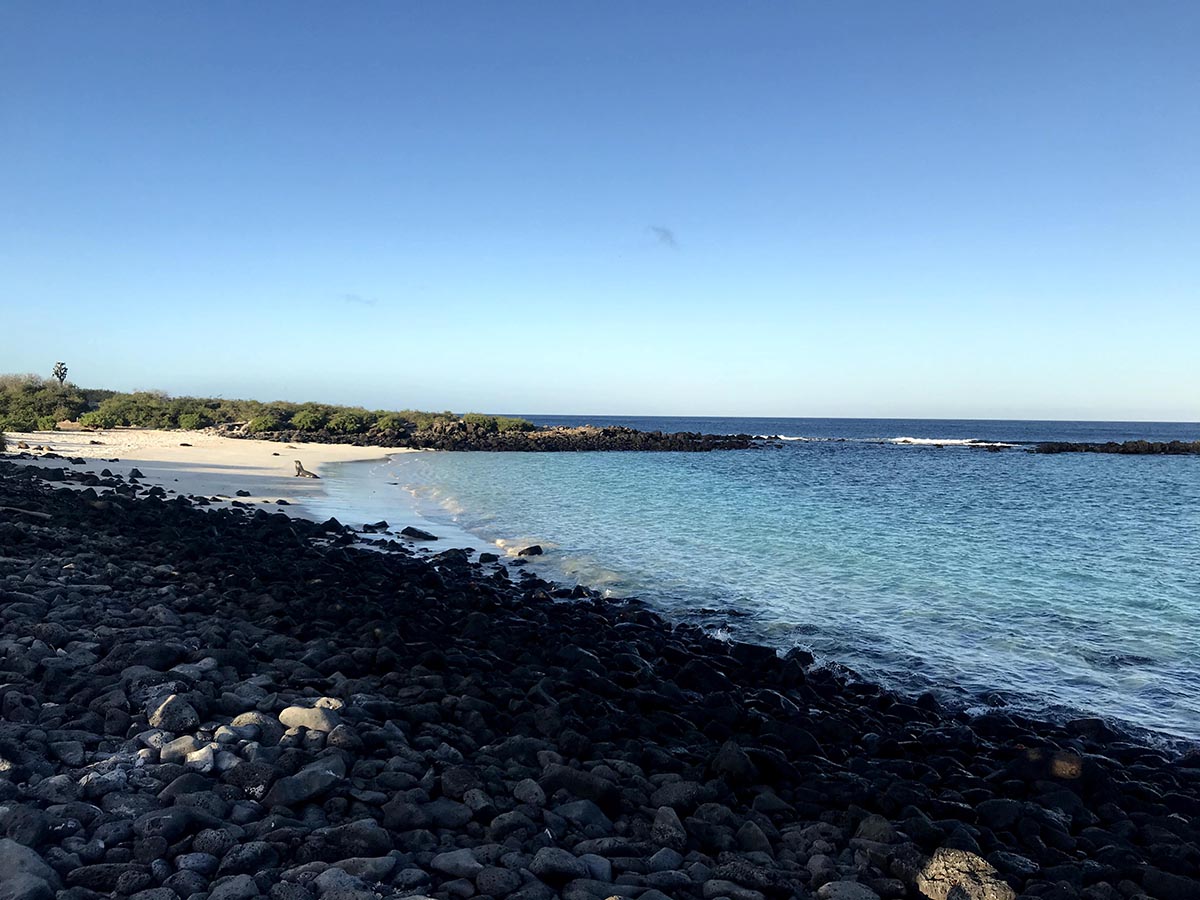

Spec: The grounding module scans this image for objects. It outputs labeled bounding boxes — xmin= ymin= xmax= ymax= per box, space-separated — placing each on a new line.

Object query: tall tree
xmin=52 ymin=362 xmax=68 ymax=386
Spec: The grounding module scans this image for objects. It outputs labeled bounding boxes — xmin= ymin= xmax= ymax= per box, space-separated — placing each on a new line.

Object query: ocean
xmin=305 ymin=417 xmax=1200 ymax=746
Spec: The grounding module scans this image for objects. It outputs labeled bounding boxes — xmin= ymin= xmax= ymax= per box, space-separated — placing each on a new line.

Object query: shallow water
xmin=333 ymin=418 xmax=1200 ymax=743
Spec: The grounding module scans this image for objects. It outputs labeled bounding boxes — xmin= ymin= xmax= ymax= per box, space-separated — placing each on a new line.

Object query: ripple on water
xmin=354 ymin=434 xmax=1199 ymax=743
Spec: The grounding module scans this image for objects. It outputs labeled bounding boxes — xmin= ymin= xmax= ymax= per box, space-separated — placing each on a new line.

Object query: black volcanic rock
xmin=219 ymin=422 xmax=761 ymax=452
xmin=1034 ymin=439 xmax=1200 ymax=455
xmin=0 ymin=458 xmax=1196 ymax=900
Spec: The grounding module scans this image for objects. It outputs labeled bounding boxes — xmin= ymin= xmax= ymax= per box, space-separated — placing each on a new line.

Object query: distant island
xmin=0 ymin=374 xmax=756 ymax=452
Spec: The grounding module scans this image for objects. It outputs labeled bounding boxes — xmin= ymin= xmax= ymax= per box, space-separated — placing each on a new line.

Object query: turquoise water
xmin=346 ymin=418 xmax=1200 ymax=743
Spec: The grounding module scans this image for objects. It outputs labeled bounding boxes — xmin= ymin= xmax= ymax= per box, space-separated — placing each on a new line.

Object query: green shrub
xmin=373 ymin=412 xmax=411 ymax=432
xmin=496 ymin=416 xmax=533 ymax=432
xmin=79 ymin=408 xmax=122 ymax=429
xmin=36 ymin=415 xmax=59 ymax=431
xmin=462 ymin=413 xmax=498 ymax=431
xmin=291 ymin=405 xmax=330 ymax=431
xmin=0 ymin=432 xmax=5 ymax=452
xmin=0 ymin=413 xmax=37 ymax=432
xmin=246 ymin=414 xmax=283 ymax=433
xmin=327 ymin=410 xmax=368 ymax=434
xmin=177 ymin=411 xmax=213 ymax=431
xmin=0 ymin=374 xmax=542 ymax=441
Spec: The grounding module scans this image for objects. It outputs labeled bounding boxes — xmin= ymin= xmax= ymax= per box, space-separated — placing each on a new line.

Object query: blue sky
xmin=2 ymin=2 xmax=1197 ymax=420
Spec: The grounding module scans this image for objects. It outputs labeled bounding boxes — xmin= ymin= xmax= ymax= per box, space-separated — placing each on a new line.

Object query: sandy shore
xmin=1 ymin=428 xmax=414 ymax=516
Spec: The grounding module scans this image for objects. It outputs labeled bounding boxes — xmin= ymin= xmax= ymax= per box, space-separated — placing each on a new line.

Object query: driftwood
xmin=0 ymin=506 xmax=52 ymax=519
xmin=293 ymin=460 xmax=320 ymax=479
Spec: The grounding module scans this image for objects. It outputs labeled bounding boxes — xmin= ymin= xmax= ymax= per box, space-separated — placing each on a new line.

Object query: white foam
xmin=495 ymin=536 xmax=558 ymax=556
xmin=887 ymin=436 xmax=1015 ymax=448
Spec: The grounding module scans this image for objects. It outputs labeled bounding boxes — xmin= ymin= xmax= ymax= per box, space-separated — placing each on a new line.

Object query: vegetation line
xmin=0 ymin=372 xmax=533 ymax=436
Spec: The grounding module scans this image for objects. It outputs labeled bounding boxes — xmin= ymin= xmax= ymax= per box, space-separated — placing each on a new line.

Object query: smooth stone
xmin=513 ymin=778 xmax=546 ymax=806
xmin=703 ymin=880 xmax=765 ymax=900
xmin=209 ymin=874 xmax=261 ymax=900
xmin=648 ymin=847 xmax=684 ymax=872
xmin=160 ymin=736 xmax=202 ymax=764
xmin=331 ymin=856 xmax=396 ymax=882
xmin=554 ymin=800 xmax=612 ymax=833
xmin=0 ymin=839 xmax=61 ymax=900
xmin=279 ymin=706 xmax=340 ymax=734
xmin=529 ymin=847 xmax=588 ymax=883
xmin=431 ymin=849 xmax=484 ymax=879
xmin=175 ymin=852 xmax=219 ymax=876
xmin=817 ymin=882 xmax=882 ymax=900
xmin=263 ymin=765 xmax=340 ymax=808
xmin=148 ymin=695 xmax=200 ymax=733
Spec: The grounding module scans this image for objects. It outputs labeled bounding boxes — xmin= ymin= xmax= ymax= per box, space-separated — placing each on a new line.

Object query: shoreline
xmin=0 ymin=427 xmax=415 ymax=520
xmin=0 ymin=458 xmax=1197 ymax=900
xmin=6 ymin=430 xmax=1195 ymax=748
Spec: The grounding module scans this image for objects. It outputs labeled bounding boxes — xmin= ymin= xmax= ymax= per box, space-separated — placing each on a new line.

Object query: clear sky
xmin=2 ymin=2 xmax=1197 ymax=420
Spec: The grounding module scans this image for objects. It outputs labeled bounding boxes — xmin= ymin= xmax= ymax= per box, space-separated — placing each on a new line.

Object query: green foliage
xmin=0 ymin=372 xmax=540 ymax=440
xmin=291 ymin=404 xmax=331 ymax=431
xmin=0 ymin=432 xmax=5 ymax=452
xmin=0 ymin=412 xmax=37 ymax=432
xmin=177 ymin=411 xmax=213 ymax=431
xmin=462 ymin=413 xmax=498 ymax=431
xmin=326 ymin=409 xmax=369 ymax=434
xmin=246 ymin=414 xmax=284 ymax=433
xmin=373 ymin=412 xmax=411 ymax=432
xmin=36 ymin=415 xmax=59 ymax=431
xmin=461 ymin=413 xmax=533 ymax=433
xmin=52 ymin=361 xmax=68 ymax=385
xmin=496 ymin=416 xmax=534 ymax=432
xmin=0 ymin=374 xmax=92 ymax=429
xmin=79 ymin=408 xmax=122 ymax=429
xmin=395 ymin=409 xmax=456 ymax=431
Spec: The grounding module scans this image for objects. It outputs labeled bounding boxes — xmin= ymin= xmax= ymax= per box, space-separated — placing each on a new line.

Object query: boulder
xmin=915 ymin=848 xmax=1016 ymax=900
xmin=279 ymin=705 xmax=340 ymax=733
xmin=147 ymin=694 xmax=199 ymax=733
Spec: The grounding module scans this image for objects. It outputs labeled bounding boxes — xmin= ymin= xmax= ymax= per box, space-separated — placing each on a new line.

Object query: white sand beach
xmin=2 ymin=428 xmax=414 ymax=515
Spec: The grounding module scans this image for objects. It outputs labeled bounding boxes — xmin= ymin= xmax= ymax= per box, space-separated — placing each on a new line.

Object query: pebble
xmin=148 ymin=695 xmax=200 ymax=733
xmin=0 ymin=460 xmax=1194 ymax=900
xmin=278 ymin=706 xmax=340 ymax=733
xmin=431 ymin=848 xmax=484 ymax=879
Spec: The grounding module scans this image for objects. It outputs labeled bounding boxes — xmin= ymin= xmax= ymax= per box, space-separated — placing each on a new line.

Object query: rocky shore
xmin=1032 ymin=441 xmax=1200 ymax=456
xmin=1 ymin=460 xmax=1198 ymax=900
xmin=217 ymin=424 xmax=759 ymax=453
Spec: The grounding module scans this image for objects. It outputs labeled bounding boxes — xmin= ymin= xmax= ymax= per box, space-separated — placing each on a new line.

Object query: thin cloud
xmin=649 ymin=225 xmax=678 ymax=249
xmin=341 ymin=292 xmax=379 ymax=307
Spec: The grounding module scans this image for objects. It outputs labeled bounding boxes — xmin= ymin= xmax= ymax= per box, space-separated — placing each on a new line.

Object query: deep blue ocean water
xmin=327 ymin=418 xmax=1200 ymax=744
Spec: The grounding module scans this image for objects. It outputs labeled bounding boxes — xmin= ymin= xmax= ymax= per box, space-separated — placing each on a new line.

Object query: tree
xmin=52 ymin=362 xmax=68 ymax=386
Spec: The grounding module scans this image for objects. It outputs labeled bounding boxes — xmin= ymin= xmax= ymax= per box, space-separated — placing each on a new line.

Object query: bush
xmin=0 ymin=432 xmax=5 ymax=452
xmin=496 ymin=416 xmax=534 ymax=432
xmin=373 ymin=412 xmax=411 ymax=433
xmin=0 ymin=413 xmax=37 ymax=432
xmin=327 ymin=410 xmax=368 ymax=434
xmin=291 ymin=405 xmax=330 ymax=431
xmin=177 ymin=411 xmax=213 ymax=431
xmin=246 ymin=414 xmax=283 ymax=434
xmin=36 ymin=415 xmax=59 ymax=431
xmin=79 ymin=408 xmax=122 ymax=429
xmin=463 ymin=413 xmax=498 ymax=431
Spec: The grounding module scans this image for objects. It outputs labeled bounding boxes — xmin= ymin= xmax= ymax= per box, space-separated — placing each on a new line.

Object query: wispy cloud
xmin=341 ymin=292 xmax=379 ymax=307
xmin=649 ymin=225 xmax=678 ymax=249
